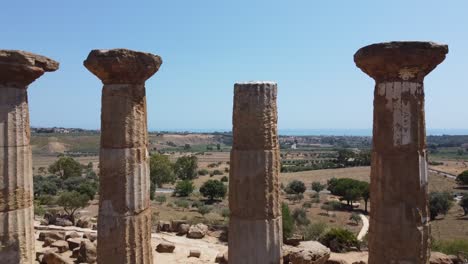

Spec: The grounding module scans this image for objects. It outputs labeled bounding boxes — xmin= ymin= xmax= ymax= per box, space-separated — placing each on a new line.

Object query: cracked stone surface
xmin=84 ymin=48 xmax=162 ymax=264
xmin=354 ymin=41 xmax=448 ymax=264
xmin=229 ymin=81 xmax=282 ymax=264
xmin=0 ymin=50 xmax=58 ymax=264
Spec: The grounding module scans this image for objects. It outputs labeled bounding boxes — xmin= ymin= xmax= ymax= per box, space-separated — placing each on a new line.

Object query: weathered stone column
xmin=354 ymin=42 xmax=448 ymax=264
xmin=84 ymin=49 xmax=162 ymax=264
xmin=229 ymin=81 xmax=282 ymax=264
xmin=0 ymin=50 xmax=58 ymax=263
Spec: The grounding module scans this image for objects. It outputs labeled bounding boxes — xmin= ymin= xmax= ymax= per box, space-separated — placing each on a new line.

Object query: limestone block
xmin=97 ymin=209 xmax=153 ymax=264
xmin=0 ymin=207 xmax=35 ymax=264
xmin=229 ymin=217 xmax=282 ymax=264
xmin=0 ymin=145 xmax=33 ymax=212
xmin=232 ymin=82 xmax=278 ymax=151
xmin=101 ymin=84 xmax=148 ymax=148
xmin=0 ymin=87 xmax=30 ymax=147
xmin=99 ymin=147 xmax=150 ymax=215
xmin=229 ymin=149 xmax=280 ymax=220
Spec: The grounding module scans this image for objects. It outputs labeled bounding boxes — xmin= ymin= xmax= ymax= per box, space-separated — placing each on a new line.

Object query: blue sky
xmin=2 ymin=0 xmax=467 ymax=131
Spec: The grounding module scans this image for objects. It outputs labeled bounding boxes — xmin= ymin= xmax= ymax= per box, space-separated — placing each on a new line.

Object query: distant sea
xmin=152 ymin=128 xmax=468 ymax=136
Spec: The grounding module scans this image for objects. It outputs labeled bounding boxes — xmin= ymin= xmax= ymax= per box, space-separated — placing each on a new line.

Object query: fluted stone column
xmin=0 ymin=50 xmax=58 ymax=263
xmin=84 ymin=49 xmax=162 ymax=264
xmin=229 ymin=81 xmax=282 ymax=264
xmin=354 ymin=42 xmax=448 ymax=264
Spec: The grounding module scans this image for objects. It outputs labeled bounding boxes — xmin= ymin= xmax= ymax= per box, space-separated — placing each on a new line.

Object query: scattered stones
xmin=284 ymin=235 xmax=303 ymax=246
xmin=171 ymin=219 xmax=188 ymax=231
xmin=50 ymin=240 xmax=69 ymax=253
xmin=54 ymin=218 xmax=73 ymax=227
xmin=39 ymin=231 xmax=66 ymax=242
xmin=67 ymin=238 xmax=82 ymax=251
xmin=156 ymin=242 xmax=176 ymax=253
xmin=43 ymin=237 xmax=57 ymax=247
xmin=430 ymin=252 xmax=454 ymax=264
xmin=283 ymin=241 xmax=331 ymax=264
xmin=158 ymin=220 xmax=172 ymax=232
xmin=215 ymin=252 xmax=228 ymax=263
xmin=83 ymin=231 xmax=97 ymax=242
xmin=42 ymin=251 xmax=71 ymax=264
xmin=65 ymin=231 xmax=81 ymax=240
xmin=189 ymin=249 xmax=201 ymax=258
xmin=177 ymin=224 xmax=190 ymax=236
xmin=77 ymin=239 xmax=97 ymax=264
xmin=76 ymin=217 xmax=92 ymax=228
xmin=187 ymin=223 xmax=209 ymax=239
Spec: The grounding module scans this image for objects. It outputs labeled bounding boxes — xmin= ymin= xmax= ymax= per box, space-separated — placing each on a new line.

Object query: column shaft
xmin=97 ymin=84 xmax=152 ymax=264
xmin=229 ymin=82 xmax=282 ymax=264
xmin=369 ymin=81 xmax=429 ymax=263
xmin=0 ymin=87 xmax=35 ymax=264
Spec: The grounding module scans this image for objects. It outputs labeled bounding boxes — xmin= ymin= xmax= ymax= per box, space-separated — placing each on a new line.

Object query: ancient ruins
xmin=354 ymin=41 xmax=448 ymax=264
xmin=0 ymin=41 xmax=452 ymax=264
xmin=229 ymin=82 xmax=282 ymax=264
xmin=84 ymin=49 xmax=162 ymax=264
xmin=0 ymin=50 xmax=59 ymax=263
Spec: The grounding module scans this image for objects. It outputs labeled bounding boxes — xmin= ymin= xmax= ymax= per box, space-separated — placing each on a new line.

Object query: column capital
xmin=0 ymin=50 xmax=59 ymax=87
xmin=354 ymin=41 xmax=448 ymax=82
xmin=83 ymin=49 xmax=162 ymax=84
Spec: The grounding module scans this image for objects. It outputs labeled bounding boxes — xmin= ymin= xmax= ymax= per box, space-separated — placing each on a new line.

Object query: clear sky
xmin=2 ymin=0 xmax=467 ymax=131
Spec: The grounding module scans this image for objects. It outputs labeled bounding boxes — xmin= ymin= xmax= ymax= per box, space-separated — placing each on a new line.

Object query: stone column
xmin=0 ymin=50 xmax=58 ymax=263
xmin=84 ymin=49 xmax=162 ymax=264
xmin=229 ymin=81 xmax=282 ymax=264
xmin=354 ymin=42 xmax=448 ymax=264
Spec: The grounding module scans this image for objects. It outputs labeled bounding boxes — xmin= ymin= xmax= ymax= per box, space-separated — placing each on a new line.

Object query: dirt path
xmin=357 ymin=214 xmax=369 ymax=240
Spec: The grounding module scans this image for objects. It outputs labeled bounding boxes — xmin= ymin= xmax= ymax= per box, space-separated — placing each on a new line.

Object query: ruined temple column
xmin=354 ymin=42 xmax=448 ymax=264
xmin=84 ymin=49 xmax=162 ymax=264
xmin=0 ymin=50 xmax=58 ymax=263
xmin=229 ymin=81 xmax=282 ymax=264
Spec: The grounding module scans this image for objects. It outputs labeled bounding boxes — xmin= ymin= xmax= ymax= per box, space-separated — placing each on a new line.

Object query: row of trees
xmin=173 ymin=179 xmax=227 ymax=201
xmin=327 ymin=178 xmax=370 ymax=212
xmin=34 ymin=156 xmax=99 ymax=223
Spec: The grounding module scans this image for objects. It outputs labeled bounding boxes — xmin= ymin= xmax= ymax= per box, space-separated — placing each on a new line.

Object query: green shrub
xmin=319 ymin=228 xmax=359 ymax=252
xmin=212 ymin=169 xmax=223 ymax=176
xmin=285 ymin=180 xmax=306 ymax=195
xmin=174 ymin=180 xmax=195 ymax=197
xmin=302 ymin=201 xmax=312 ymax=209
xmin=220 ymin=176 xmax=228 ymax=182
xmin=191 ymin=200 xmax=203 ymax=208
xmin=155 ymin=195 xmax=167 ymax=204
xmin=174 ymin=199 xmax=190 ymax=210
xmin=198 ymin=205 xmax=212 ymax=216
xmin=432 ymin=239 xmax=468 ymax=255
xmin=349 ymin=212 xmax=361 ymax=225
xmin=429 ymin=191 xmax=454 ymax=220
xmin=292 ymin=208 xmax=310 ymax=226
xmin=36 ymin=194 xmax=56 ymax=206
xmin=304 ymin=222 xmax=327 ymax=241
xmin=198 ymin=169 xmax=209 ymax=176
xmin=461 ymin=195 xmax=468 ymax=216
xmin=221 ymin=208 xmax=230 ymax=220
xmin=282 ymin=203 xmax=294 ymax=239
xmin=456 ymin=171 xmax=468 ymax=185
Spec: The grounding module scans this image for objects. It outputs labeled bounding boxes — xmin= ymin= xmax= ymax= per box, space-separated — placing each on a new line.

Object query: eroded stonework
xmin=355 ymin=41 xmax=448 ymax=264
xmin=84 ymin=48 xmax=162 ymax=264
xmin=229 ymin=81 xmax=282 ymax=264
xmin=0 ymin=50 xmax=58 ymax=264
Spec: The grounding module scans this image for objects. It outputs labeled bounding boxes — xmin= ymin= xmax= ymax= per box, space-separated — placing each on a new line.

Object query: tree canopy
xmin=174 ymin=156 xmax=198 ymax=180
xmin=285 ymin=180 xmax=306 ymax=195
xmin=200 ymin=179 xmax=227 ymax=201
xmin=150 ymin=153 xmax=176 ymax=199
xmin=456 ymin=170 xmax=468 ymax=185
xmin=57 ymin=191 xmax=90 ymax=223
xmin=48 ymin=156 xmax=83 ymax=179
xmin=429 ymin=191 xmax=454 ymax=220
